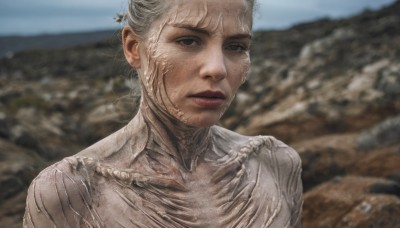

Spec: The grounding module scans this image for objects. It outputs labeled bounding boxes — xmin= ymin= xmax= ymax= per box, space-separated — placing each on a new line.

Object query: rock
xmin=349 ymin=145 xmax=400 ymax=182
xmin=369 ymin=181 xmax=400 ymax=197
xmin=299 ymin=28 xmax=356 ymax=60
xmin=81 ymin=94 xmax=139 ymax=144
xmin=81 ymin=103 xmax=126 ymax=143
xmin=235 ymin=57 xmax=399 ymax=143
xmin=337 ymin=195 xmax=400 ymax=228
xmin=13 ymin=131 xmax=40 ymax=151
xmin=0 ymin=115 xmax=16 ymax=139
xmin=357 ymin=114 xmax=400 ymax=150
xmin=375 ymin=62 xmax=400 ymax=100
xmin=302 ymin=176 xmax=400 ymax=228
xmin=0 ymin=192 xmax=27 ymax=228
xmin=232 ymin=2 xmax=400 ymax=141
xmin=291 ymin=133 xmax=359 ymax=191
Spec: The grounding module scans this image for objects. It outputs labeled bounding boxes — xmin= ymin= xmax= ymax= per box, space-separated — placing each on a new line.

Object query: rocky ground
xmin=1 ymin=1 xmax=399 ymax=227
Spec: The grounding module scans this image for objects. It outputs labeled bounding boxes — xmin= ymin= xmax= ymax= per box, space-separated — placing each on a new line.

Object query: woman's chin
xmin=179 ymin=114 xmax=220 ymax=128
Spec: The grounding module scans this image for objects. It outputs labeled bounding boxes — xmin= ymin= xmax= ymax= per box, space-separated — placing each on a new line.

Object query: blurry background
xmin=0 ymin=0 xmax=396 ymax=35
xmin=1 ymin=0 xmax=400 ymax=227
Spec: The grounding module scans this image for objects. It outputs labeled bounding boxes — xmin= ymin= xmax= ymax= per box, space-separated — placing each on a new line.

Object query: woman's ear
xmin=122 ymin=26 xmax=141 ymax=69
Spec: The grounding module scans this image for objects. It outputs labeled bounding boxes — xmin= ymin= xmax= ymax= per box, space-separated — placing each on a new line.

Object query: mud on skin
xmin=23 ymin=0 xmax=303 ymax=227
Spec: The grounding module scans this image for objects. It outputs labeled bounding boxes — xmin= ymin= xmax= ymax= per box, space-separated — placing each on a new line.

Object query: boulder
xmin=302 ymin=176 xmax=400 ymax=228
xmin=349 ymin=145 xmax=400 ymax=182
xmin=291 ymin=134 xmax=359 ymax=191
xmin=357 ymin=114 xmax=400 ymax=150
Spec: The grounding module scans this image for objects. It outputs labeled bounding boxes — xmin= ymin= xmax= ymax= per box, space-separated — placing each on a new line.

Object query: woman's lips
xmin=189 ymin=91 xmax=226 ymax=109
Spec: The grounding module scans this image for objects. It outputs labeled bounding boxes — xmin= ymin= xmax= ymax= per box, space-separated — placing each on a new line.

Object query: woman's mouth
xmin=189 ymin=90 xmax=226 ymax=109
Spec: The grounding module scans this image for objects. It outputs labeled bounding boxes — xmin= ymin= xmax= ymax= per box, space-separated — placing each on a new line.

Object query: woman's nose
xmin=199 ymin=48 xmax=227 ymax=81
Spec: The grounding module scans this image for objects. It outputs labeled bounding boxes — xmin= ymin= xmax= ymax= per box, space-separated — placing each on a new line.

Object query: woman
xmin=24 ymin=0 xmax=303 ymax=227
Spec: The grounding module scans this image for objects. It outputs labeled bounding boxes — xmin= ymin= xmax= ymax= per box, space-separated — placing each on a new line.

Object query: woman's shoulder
xmin=256 ymin=135 xmax=302 ymax=170
xmin=24 ymin=156 xmax=101 ymax=227
xmin=26 ymin=156 xmax=94 ymax=198
xmin=27 ymin=156 xmax=86 ymax=188
xmin=211 ymin=125 xmax=301 ymax=167
xmin=251 ymin=135 xmax=302 ymax=174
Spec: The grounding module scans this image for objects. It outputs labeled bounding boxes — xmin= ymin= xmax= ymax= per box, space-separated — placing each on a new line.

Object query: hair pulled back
xmin=125 ymin=0 xmax=256 ymax=37
xmin=125 ymin=0 xmax=169 ymax=37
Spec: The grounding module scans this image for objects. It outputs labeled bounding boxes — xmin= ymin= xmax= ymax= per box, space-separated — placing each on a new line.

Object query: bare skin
xmin=23 ymin=0 xmax=303 ymax=227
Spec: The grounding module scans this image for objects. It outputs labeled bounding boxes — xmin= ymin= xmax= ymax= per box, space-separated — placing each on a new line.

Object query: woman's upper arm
xmin=259 ymin=137 xmax=303 ymax=227
xmin=273 ymin=142 xmax=303 ymax=227
xmin=23 ymin=163 xmax=94 ymax=228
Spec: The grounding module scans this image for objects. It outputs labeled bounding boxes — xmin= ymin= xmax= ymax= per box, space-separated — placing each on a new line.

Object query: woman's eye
xmin=226 ymin=43 xmax=247 ymax=52
xmin=177 ymin=38 xmax=199 ymax=47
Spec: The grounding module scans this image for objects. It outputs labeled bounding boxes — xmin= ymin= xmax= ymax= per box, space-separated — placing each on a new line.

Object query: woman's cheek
xmin=231 ymin=57 xmax=250 ymax=89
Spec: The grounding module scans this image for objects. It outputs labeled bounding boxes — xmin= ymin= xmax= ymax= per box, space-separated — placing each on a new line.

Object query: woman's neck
xmin=138 ymin=94 xmax=212 ymax=171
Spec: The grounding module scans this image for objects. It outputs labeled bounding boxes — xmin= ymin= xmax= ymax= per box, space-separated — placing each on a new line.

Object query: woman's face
xmin=135 ymin=0 xmax=252 ymax=127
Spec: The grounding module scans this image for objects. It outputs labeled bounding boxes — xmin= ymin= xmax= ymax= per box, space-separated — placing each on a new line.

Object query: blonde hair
xmin=124 ymin=0 xmax=256 ymax=37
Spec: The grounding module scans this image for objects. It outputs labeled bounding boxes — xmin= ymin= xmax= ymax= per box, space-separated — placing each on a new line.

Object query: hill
xmin=0 ymin=30 xmax=117 ymax=58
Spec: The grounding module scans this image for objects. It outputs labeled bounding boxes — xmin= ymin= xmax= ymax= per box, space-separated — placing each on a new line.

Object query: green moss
xmin=9 ymin=96 xmax=51 ymax=112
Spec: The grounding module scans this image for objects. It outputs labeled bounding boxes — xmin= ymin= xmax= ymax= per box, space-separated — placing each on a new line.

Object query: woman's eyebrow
xmin=173 ymin=24 xmax=210 ymax=36
xmin=228 ymin=33 xmax=253 ymax=40
xmin=172 ymin=24 xmax=252 ymax=40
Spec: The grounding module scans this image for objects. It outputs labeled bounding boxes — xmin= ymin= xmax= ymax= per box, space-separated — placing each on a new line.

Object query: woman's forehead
xmin=164 ymin=0 xmax=252 ymax=33
xmin=171 ymin=0 xmax=251 ymax=13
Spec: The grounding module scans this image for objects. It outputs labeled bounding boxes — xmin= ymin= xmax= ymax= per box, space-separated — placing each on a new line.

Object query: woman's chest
xmin=90 ymin=160 xmax=289 ymax=228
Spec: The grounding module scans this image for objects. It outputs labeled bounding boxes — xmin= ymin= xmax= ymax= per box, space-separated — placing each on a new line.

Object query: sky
xmin=0 ymin=0 xmax=396 ymax=36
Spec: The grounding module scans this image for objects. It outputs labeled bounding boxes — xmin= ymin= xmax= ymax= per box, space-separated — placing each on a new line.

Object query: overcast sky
xmin=0 ymin=0 xmax=396 ymax=36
